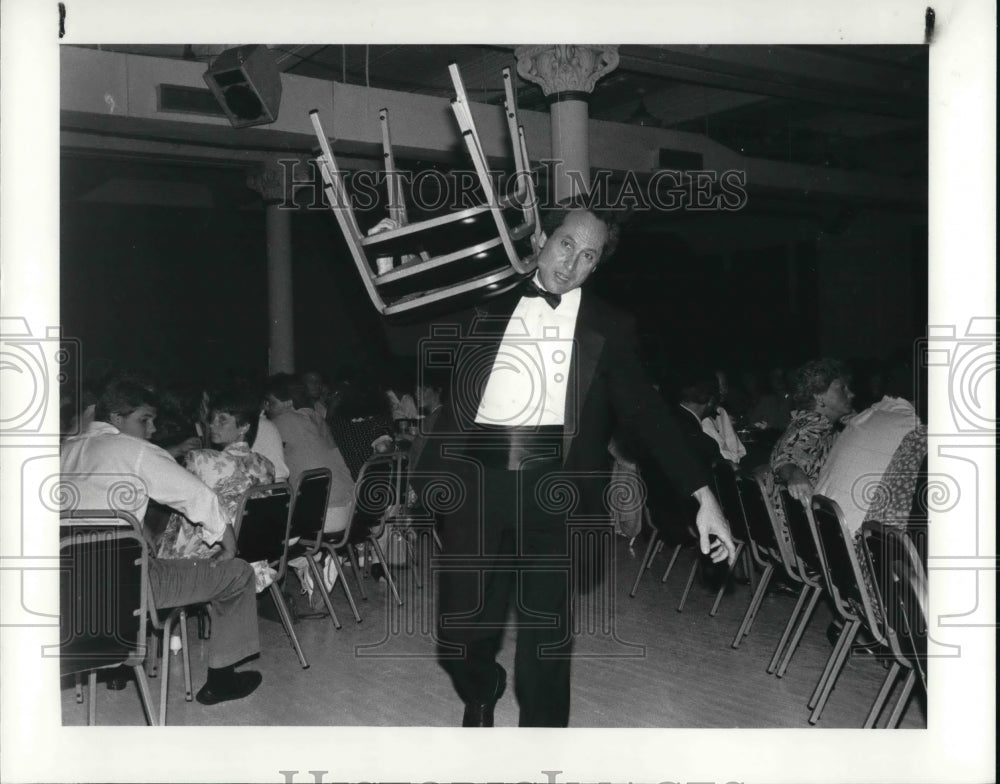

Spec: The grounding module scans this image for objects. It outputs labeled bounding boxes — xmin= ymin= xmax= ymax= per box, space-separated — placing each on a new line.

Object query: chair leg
xmin=732 ymin=564 xmax=773 ymax=648
xmin=776 ymin=586 xmax=822 ymax=678
xmin=132 ymin=664 xmax=159 ymax=726
xmin=346 ymin=546 xmax=368 ymax=600
xmin=885 ymin=668 xmax=917 ymax=728
xmin=677 ymin=557 xmax=700 ymax=612
xmin=809 ymin=618 xmax=860 ymax=723
xmin=269 ymin=583 xmax=309 ymax=669
xmin=401 ymin=529 xmax=423 ymax=590
xmin=327 ymin=550 xmax=363 ymax=623
xmin=661 ymin=543 xmax=681 ymax=581
xmin=75 ymin=673 xmax=84 ymax=703
xmin=745 ymin=548 xmax=757 ymax=594
xmin=742 ymin=563 xmax=774 ymax=638
xmin=158 ymin=612 xmax=175 ymax=726
xmin=865 ymin=661 xmax=901 ymax=728
xmin=768 ymin=583 xmax=811 ymax=674
xmin=369 ymin=534 xmax=403 ymax=606
xmin=710 ymin=542 xmax=745 ymax=617
xmin=88 ymin=671 xmax=97 ymax=725
xmin=630 ymin=530 xmax=659 ymax=597
xmin=308 ymin=554 xmax=342 ymax=629
xmin=178 ymin=609 xmax=193 ymax=701
xmin=146 ymin=630 xmax=159 ymax=678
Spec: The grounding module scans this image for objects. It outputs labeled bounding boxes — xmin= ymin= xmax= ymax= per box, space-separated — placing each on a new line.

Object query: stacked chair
xmin=310 ymin=65 xmax=540 ymax=316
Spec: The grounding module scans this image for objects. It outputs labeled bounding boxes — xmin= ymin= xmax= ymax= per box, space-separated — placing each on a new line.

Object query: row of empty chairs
xmin=59 ymin=452 xmax=417 ymax=725
xmin=630 ymin=460 xmax=928 ymax=727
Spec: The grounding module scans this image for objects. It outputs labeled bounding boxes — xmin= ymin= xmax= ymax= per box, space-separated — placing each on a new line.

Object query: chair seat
xmin=60 ymin=648 xmax=133 ymax=676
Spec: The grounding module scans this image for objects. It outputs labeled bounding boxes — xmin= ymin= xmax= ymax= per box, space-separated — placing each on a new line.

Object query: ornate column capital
xmin=246 ymin=159 xmax=292 ymax=204
xmin=514 ymin=45 xmax=620 ymax=98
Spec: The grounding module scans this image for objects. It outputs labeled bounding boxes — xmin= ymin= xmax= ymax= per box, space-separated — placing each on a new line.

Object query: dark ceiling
xmin=82 ymin=43 xmax=928 ymax=178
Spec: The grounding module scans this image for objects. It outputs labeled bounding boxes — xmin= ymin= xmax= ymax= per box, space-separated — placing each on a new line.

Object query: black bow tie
xmin=519 ymin=277 xmax=561 ymax=309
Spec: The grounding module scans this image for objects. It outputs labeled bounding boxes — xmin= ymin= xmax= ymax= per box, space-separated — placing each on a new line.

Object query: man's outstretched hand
xmin=692 ymin=486 xmax=737 ymax=565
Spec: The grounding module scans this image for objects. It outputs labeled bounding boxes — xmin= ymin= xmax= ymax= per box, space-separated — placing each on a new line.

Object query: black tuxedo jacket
xmin=417 ymin=288 xmax=709 ymax=524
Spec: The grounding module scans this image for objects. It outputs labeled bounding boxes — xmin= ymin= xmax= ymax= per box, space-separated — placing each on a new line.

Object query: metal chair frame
xmin=59 ymin=510 xmax=158 ymax=726
xmin=859 ymin=521 xmax=928 ymax=728
xmin=233 ymin=482 xmax=309 ymax=669
xmin=309 ymin=65 xmax=538 ymax=316
xmin=806 ymin=494 xmax=888 ymax=724
xmin=286 ymin=467 xmax=362 ymax=626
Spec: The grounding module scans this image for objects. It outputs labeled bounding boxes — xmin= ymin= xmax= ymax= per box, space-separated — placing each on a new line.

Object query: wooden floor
xmin=62 ymin=535 xmax=927 ymax=728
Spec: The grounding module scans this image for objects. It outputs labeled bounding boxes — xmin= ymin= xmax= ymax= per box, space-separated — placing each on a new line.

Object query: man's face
xmin=113 ymin=405 xmax=157 ymax=440
xmin=535 ymin=210 xmax=608 ymax=295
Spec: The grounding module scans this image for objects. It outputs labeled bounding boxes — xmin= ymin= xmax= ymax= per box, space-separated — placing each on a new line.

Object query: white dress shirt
xmin=60 ymin=421 xmax=229 ymax=546
xmin=702 ymin=406 xmax=747 ymax=463
xmin=475 ymin=284 xmax=582 ymax=427
xmin=252 ymin=413 xmax=290 ymax=481
xmin=814 ymin=396 xmax=920 ymax=534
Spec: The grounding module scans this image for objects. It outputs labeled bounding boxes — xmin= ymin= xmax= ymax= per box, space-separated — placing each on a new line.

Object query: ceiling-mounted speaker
xmin=203 ymin=45 xmax=282 ymax=128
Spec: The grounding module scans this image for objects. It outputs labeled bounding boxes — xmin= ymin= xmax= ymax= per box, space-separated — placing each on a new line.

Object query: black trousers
xmin=435 ymin=463 xmax=576 ymax=727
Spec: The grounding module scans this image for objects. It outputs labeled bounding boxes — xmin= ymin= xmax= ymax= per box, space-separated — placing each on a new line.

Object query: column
xmin=248 ymin=161 xmax=294 ymax=374
xmin=515 ymin=45 xmax=619 ymax=202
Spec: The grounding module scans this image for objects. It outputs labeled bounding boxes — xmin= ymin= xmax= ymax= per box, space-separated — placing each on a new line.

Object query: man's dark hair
xmin=266 ymin=373 xmax=309 ymax=409
xmin=94 ymin=377 xmax=158 ymax=423
xmin=676 ymin=369 xmax=719 ymax=406
xmin=539 ymin=195 xmax=624 ymax=264
xmin=211 ymin=384 xmax=263 ymax=446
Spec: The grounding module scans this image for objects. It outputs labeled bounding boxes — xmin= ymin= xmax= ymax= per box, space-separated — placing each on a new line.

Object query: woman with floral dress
xmin=157 ymin=386 xmax=275 ymax=560
xmin=764 ymin=358 xmax=855 ymax=557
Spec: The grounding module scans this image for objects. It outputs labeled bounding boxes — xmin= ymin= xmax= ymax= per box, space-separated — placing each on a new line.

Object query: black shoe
xmin=462 ymin=664 xmax=507 ymax=727
xmin=766 ymin=580 xmax=800 ymax=597
xmin=370 ymin=563 xmax=386 ymax=582
xmin=104 ymin=665 xmax=131 ymax=691
xmin=195 ymin=671 xmax=263 ymax=706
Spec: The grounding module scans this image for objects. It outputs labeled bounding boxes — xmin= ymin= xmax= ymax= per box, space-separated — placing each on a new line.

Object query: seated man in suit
xmin=60 ymin=376 xmax=263 ymax=705
xmin=674 ymin=369 xmax=727 ymax=468
xmin=418 ymin=199 xmax=736 ymax=727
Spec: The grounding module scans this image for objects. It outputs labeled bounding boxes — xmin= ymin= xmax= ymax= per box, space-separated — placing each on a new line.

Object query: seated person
xmin=408 ymin=372 xmax=448 ymax=474
xmin=702 ymin=368 xmax=747 ymax=464
xmin=814 ymin=358 xmax=927 ymax=536
xmin=673 ymin=370 xmax=726 ymax=468
xmin=157 ymin=385 xmax=276 ymax=559
xmin=252 ymin=409 xmax=290 ymax=482
xmin=60 ymin=377 xmax=262 ymax=705
xmin=764 ymin=358 xmax=855 ymax=553
xmin=326 ymin=373 xmax=395 ymax=481
xmin=747 ymin=367 xmax=793 ymax=432
xmin=266 ymin=373 xmax=354 ymax=533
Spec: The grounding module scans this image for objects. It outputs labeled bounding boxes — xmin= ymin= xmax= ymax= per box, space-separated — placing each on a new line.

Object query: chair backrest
xmin=234 ymin=482 xmax=292 ymax=568
xmin=57 ymin=510 xmax=148 ymax=676
xmin=907 ymin=455 xmax=929 ymax=568
xmin=811 ymin=494 xmax=884 ymax=638
xmin=288 ymin=468 xmax=333 ymax=542
xmin=778 ymin=488 xmax=826 ymax=582
xmin=351 ymin=452 xmax=407 ymax=540
xmin=859 ymin=522 xmax=928 ymax=688
xmin=740 ymin=469 xmax=799 ymax=581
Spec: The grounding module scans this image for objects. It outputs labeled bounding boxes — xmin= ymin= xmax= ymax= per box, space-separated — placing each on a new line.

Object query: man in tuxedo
xmin=419 ymin=201 xmax=735 ymax=727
